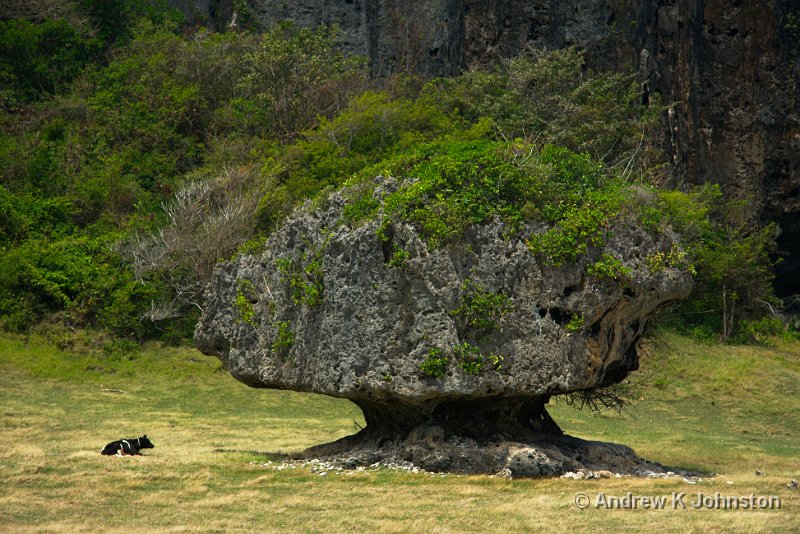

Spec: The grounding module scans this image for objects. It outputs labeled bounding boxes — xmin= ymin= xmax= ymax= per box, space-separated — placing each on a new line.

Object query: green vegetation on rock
xmin=235 ymin=280 xmax=257 ymax=327
xmin=451 ymin=280 xmax=512 ymax=333
xmin=419 ymin=347 xmax=448 ymax=378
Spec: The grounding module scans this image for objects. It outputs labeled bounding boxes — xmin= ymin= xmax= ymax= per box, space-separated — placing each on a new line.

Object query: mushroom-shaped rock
xmin=195 ymin=177 xmax=692 ymax=476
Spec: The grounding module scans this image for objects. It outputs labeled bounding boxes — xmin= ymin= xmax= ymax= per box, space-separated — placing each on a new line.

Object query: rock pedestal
xmin=195 ymin=180 xmax=692 ymax=475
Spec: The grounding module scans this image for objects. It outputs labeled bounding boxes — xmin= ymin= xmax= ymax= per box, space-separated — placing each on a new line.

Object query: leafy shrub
xmin=2 ymin=19 xmax=365 ymax=339
xmin=101 ymin=337 xmax=140 ymax=359
xmin=455 ymin=342 xmax=483 ymax=375
xmin=272 ymin=321 xmax=295 ymax=355
xmin=534 ymin=144 xmax=605 ymax=221
xmin=586 ymin=253 xmax=632 ymax=281
xmin=0 ymin=234 xmax=155 ymax=338
xmin=451 ymin=280 xmax=512 ymax=333
xmin=420 ymin=347 xmax=448 ymax=377
xmin=427 ymin=47 xmax=661 ymax=173
xmin=0 ymin=18 xmax=100 ymax=108
xmin=527 ymin=201 xmax=613 ymax=265
xmin=454 ymin=342 xmax=503 ymax=375
xmin=0 ymin=185 xmax=29 ymax=244
xmin=565 ymin=313 xmax=584 ymax=333
xmin=653 ymin=185 xmax=777 ymax=340
xmin=374 ymin=140 xmax=536 ymax=246
xmin=275 ymin=247 xmax=326 ymax=308
xmin=342 ymin=189 xmax=380 ymax=224
xmin=646 ymin=245 xmax=694 ymax=275
xmin=235 ymin=280 xmax=257 ymax=327
xmin=0 ymin=1 xmax=180 ymax=109
xmin=231 ymin=22 xmax=366 ymax=140
xmin=255 ymin=90 xmax=458 ymax=231
xmin=387 ymin=244 xmax=410 ymax=268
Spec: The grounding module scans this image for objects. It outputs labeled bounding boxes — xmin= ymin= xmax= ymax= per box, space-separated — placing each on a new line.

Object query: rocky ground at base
xmin=283 ymin=427 xmax=701 ymax=480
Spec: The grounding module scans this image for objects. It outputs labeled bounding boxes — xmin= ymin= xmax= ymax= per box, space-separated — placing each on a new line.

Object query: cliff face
xmin=170 ymin=0 xmax=800 ymax=295
xmin=636 ymin=1 xmax=800 ymax=297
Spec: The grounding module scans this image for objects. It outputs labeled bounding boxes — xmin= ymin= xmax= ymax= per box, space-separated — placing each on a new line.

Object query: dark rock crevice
xmin=353 ymin=395 xmax=564 ymax=440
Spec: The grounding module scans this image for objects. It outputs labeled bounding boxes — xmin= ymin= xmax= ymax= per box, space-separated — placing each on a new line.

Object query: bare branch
xmin=122 ymin=166 xmax=263 ymax=322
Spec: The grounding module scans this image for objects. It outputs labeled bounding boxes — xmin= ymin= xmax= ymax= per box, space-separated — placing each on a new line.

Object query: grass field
xmin=1 ymin=330 xmax=799 ymax=532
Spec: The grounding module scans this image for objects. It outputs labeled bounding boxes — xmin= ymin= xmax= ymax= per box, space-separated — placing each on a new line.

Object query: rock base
xmin=298 ymin=424 xmax=671 ymax=478
xmin=297 ymin=397 xmax=675 ymax=478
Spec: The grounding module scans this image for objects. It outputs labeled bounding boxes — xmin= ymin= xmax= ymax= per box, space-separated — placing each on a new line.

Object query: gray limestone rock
xmin=195 ymin=176 xmax=692 ymax=475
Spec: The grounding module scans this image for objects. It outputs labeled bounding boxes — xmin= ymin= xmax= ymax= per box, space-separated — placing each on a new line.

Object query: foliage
xmin=271 ymin=320 xmax=295 ymax=356
xmin=374 ymin=140 xmax=537 ymax=247
xmin=342 ymin=190 xmax=380 ymax=225
xmin=0 ymin=1 xmax=180 ymax=109
xmin=532 ymin=144 xmax=605 ymax=221
xmin=451 ymin=280 xmax=512 ymax=332
xmin=646 ymin=245 xmax=694 ymax=275
xmin=255 ymin=89 xmax=458 ymax=230
xmin=387 ymin=244 xmax=410 ymax=268
xmin=654 ymin=185 xmax=778 ymax=340
xmin=426 ymin=47 xmax=663 ymax=175
xmin=0 ymin=233 xmax=156 ymax=338
xmin=454 ymin=341 xmax=504 ymax=375
xmin=0 ymin=17 xmax=359 ymax=338
xmin=235 ymin=280 xmax=257 ymax=327
xmin=527 ymin=198 xmax=616 ymax=265
xmin=419 ymin=347 xmax=448 ymax=378
xmin=76 ymin=0 xmax=182 ymax=45
xmin=275 ymin=244 xmax=326 ymax=308
xmin=565 ymin=313 xmax=585 ymax=333
xmin=586 ymin=253 xmax=632 ymax=281
xmin=0 ymin=8 xmax=780 ymax=345
xmin=229 ymin=22 xmax=366 ymax=140
xmin=733 ymin=316 xmax=800 ymax=344
xmin=0 ymin=18 xmax=100 ymax=109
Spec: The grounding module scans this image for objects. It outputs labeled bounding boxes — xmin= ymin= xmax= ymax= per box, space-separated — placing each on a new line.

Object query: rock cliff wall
xmin=170 ymin=0 xmax=800 ymax=295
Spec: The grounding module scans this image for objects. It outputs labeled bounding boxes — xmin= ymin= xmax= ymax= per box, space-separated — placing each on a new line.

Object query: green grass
xmin=1 ymin=331 xmax=799 ymax=532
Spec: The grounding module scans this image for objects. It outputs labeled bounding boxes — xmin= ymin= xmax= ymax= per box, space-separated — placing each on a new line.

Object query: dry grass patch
xmin=0 ymin=331 xmax=798 ymax=532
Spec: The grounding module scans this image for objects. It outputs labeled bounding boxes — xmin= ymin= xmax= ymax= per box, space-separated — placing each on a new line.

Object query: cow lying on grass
xmin=101 ymin=435 xmax=155 ymax=456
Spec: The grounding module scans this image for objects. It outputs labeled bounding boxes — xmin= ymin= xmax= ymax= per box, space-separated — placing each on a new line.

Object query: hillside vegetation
xmin=0 ymin=1 xmax=787 ymax=346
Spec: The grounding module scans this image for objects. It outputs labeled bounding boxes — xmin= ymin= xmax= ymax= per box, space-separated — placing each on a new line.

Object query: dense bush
xmin=651 ymin=185 xmax=778 ymax=340
xmin=0 ymin=18 xmax=100 ymax=109
xmin=0 ymin=233 xmax=156 ymax=338
xmin=424 ymin=47 xmax=663 ymax=175
xmin=0 ymin=8 xmax=367 ymax=340
xmin=0 ymin=1 xmax=180 ymax=109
